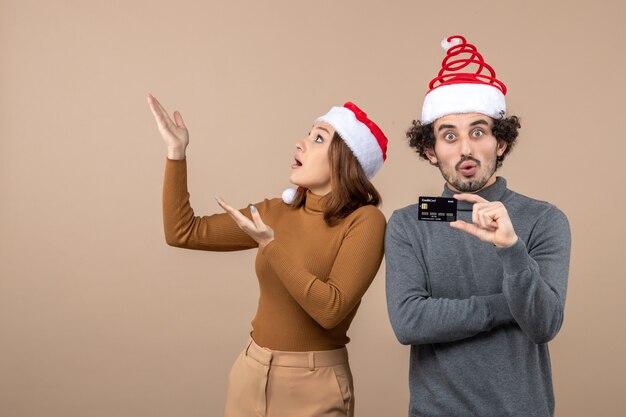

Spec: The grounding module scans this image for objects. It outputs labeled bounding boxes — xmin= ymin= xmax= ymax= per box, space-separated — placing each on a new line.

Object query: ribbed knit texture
xmin=385 ymin=177 xmax=571 ymax=417
xmin=163 ymin=159 xmax=386 ymax=351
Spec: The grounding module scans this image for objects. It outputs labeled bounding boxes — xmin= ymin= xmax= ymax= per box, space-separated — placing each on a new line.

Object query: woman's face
xmin=289 ymin=121 xmax=334 ymax=195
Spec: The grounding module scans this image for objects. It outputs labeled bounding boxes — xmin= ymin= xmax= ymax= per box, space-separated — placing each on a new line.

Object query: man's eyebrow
xmin=470 ymin=119 xmax=489 ymax=127
xmin=437 ymin=124 xmax=456 ymax=132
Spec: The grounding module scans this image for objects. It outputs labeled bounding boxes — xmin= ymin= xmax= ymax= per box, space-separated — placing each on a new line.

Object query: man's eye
xmin=444 ymin=133 xmax=455 ymax=141
xmin=471 ymin=130 xmax=484 ymax=138
xmin=314 ymin=135 xmax=324 ymax=143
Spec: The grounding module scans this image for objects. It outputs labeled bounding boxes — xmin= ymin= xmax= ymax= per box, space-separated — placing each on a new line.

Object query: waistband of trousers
xmin=245 ymin=337 xmax=348 ymax=369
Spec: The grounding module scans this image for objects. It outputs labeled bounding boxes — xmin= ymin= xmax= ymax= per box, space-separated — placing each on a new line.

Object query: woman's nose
xmin=295 ymin=137 xmax=305 ymax=151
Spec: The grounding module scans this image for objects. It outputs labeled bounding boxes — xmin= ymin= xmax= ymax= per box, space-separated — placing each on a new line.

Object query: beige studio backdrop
xmin=1 ymin=0 xmax=625 ymax=416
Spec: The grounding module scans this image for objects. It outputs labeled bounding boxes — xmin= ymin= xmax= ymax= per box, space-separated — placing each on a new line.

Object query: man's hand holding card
xmin=450 ymin=193 xmax=518 ymax=248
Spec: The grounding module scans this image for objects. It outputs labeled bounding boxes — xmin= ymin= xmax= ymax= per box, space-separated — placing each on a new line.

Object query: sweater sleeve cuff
xmin=485 ymin=293 xmax=514 ymax=327
xmin=261 ymin=238 xmax=277 ymax=256
xmin=495 ymin=238 xmax=531 ymax=275
xmin=261 ymin=239 xmax=297 ymax=277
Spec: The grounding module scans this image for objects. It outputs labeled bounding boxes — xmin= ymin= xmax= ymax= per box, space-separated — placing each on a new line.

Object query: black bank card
xmin=418 ymin=197 xmax=457 ymax=222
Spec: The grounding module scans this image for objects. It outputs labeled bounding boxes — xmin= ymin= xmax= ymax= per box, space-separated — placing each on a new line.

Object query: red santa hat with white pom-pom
xmin=421 ymin=35 xmax=507 ymax=124
xmin=282 ymin=102 xmax=388 ymax=204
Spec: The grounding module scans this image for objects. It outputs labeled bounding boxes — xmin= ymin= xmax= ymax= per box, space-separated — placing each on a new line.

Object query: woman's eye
xmin=314 ymin=135 xmax=324 ymax=143
xmin=444 ymin=133 xmax=455 ymax=141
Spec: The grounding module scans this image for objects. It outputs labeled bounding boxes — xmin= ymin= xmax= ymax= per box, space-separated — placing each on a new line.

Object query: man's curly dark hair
xmin=406 ymin=116 xmax=521 ymax=168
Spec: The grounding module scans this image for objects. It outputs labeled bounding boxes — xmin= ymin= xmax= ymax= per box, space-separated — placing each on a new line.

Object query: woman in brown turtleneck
xmin=148 ymin=94 xmax=387 ymax=417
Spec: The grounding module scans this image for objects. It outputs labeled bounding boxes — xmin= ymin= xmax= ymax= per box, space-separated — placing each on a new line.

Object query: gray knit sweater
xmin=385 ymin=177 xmax=571 ymax=417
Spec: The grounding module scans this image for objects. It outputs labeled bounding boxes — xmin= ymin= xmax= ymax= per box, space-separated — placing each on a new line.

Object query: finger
xmin=481 ymin=206 xmax=501 ymax=230
xmin=215 ymin=196 xmax=239 ymax=216
xmin=173 ymin=111 xmax=186 ymax=129
xmin=249 ymin=205 xmax=266 ymax=230
xmin=147 ymin=95 xmax=175 ymax=130
xmin=147 ymin=94 xmax=162 ymax=119
xmin=472 ymin=202 xmax=490 ymax=226
xmin=489 ymin=202 xmax=508 ymax=221
xmin=472 ymin=203 xmax=479 ymax=225
xmin=478 ymin=211 xmax=497 ymax=231
xmin=478 ymin=203 xmax=504 ymax=228
xmin=475 ymin=204 xmax=493 ymax=230
xmin=472 ymin=202 xmax=495 ymax=230
xmin=147 ymin=94 xmax=165 ymax=117
xmin=216 ymin=197 xmax=255 ymax=229
xmin=453 ymin=193 xmax=488 ymax=204
xmin=156 ymin=101 xmax=175 ymax=130
xmin=152 ymin=97 xmax=177 ymax=130
xmin=451 ymin=220 xmax=494 ymax=243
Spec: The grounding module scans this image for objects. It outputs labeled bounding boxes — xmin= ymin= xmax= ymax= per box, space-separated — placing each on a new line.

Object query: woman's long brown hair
xmin=290 ymin=132 xmax=381 ymax=226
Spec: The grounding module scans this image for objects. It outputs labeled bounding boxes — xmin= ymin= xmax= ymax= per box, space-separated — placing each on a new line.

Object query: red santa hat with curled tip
xmin=421 ymin=35 xmax=507 ymax=124
xmin=282 ymin=102 xmax=388 ymax=204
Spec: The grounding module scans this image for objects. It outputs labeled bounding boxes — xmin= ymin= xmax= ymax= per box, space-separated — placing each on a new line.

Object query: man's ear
xmin=425 ymin=148 xmax=438 ymax=165
xmin=496 ymin=140 xmax=508 ymax=156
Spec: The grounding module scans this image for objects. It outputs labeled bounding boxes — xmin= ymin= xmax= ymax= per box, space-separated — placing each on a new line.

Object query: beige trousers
xmin=223 ymin=338 xmax=354 ymax=417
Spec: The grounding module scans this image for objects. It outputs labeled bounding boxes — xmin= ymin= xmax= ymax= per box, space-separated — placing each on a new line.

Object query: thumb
xmin=250 ymin=206 xmax=266 ymax=229
xmin=450 ymin=220 xmax=470 ymax=232
xmin=450 ymin=220 xmax=482 ymax=238
xmin=174 ymin=111 xmax=186 ymax=129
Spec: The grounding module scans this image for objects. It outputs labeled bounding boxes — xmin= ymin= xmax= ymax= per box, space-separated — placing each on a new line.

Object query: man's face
xmin=426 ymin=113 xmax=507 ymax=193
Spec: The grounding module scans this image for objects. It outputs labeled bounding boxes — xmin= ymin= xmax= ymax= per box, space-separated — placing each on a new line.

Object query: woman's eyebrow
xmin=314 ymin=126 xmax=331 ymax=134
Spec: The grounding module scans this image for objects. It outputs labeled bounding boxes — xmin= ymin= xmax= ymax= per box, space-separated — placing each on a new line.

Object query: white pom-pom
xmin=281 ymin=187 xmax=297 ymax=204
xmin=441 ymin=37 xmax=462 ymax=51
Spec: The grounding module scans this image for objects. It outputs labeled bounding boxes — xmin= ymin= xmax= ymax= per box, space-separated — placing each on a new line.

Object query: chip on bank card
xmin=418 ymin=197 xmax=457 ymax=222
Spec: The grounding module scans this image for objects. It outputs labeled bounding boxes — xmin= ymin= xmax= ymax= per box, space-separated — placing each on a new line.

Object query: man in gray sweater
xmin=385 ymin=35 xmax=571 ymax=417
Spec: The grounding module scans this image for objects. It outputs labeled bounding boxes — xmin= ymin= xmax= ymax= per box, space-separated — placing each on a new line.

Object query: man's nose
xmin=459 ymin=136 xmax=473 ymax=156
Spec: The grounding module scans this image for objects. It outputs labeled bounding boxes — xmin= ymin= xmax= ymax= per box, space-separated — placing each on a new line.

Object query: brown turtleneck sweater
xmin=163 ymin=159 xmax=386 ymax=351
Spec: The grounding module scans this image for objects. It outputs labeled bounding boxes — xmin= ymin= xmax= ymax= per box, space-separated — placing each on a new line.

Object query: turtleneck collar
xmin=442 ymin=177 xmax=508 ymax=211
xmin=304 ymin=190 xmax=326 ymax=214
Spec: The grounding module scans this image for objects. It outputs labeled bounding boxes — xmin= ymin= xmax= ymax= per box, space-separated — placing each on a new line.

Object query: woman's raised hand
xmin=215 ymin=197 xmax=275 ymax=248
xmin=147 ymin=94 xmax=189 ymax=160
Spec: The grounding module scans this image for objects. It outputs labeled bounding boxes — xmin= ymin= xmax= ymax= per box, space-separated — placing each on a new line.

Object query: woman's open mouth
xmin=291 ymin=156 xmax=303 ymax=169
